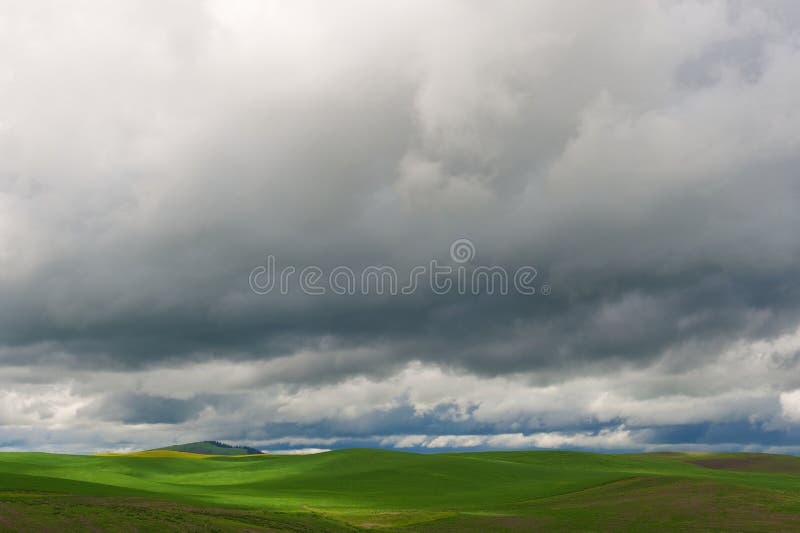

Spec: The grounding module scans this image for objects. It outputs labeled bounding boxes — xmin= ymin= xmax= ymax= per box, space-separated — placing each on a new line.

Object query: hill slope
xmin=150 ymin=440 xmax=263 ymax=455
xmin=2 ymin=449 xmax=800 ymax=531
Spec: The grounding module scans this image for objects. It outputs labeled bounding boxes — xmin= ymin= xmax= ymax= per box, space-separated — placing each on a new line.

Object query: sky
xmin=1 ymin=0 xmax=800 ymax=454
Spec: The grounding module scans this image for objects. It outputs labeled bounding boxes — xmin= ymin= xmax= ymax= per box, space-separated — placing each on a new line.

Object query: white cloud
xmin=391 ymin=426 xmax=641 ymax=450
xmin=780 ymin=390 xmax=800 ymax=422
xmin=264 ymin=448 xmax=330 ymax=455
xmin=2 ymin=323 xmax=800 ymax=452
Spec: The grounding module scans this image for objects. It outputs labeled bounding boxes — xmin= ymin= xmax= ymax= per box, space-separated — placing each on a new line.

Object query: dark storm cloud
xmin=79 ymin=393 xmax=207 ymax=425
xmin=1 ymin=0 xmax=800 ymax=452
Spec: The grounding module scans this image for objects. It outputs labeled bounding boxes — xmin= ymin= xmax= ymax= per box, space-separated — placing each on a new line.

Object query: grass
xmin=1 ymin=449 xmax=800 ymax=531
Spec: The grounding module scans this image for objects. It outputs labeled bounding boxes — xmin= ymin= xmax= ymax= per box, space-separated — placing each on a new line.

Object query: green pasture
xmin=1 ymin=449 xmax=800 ymax=531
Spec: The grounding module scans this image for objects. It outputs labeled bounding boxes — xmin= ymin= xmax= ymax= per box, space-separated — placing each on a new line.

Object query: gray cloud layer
xmin=1 ymin=0 xmax=800 ymax=452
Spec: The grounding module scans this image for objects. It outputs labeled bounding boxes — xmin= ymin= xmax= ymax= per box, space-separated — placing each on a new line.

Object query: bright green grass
xmin=1 ymin=449 xmax=800 ymax=531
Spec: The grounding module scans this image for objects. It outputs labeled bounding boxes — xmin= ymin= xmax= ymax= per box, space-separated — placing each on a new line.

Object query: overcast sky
xmin=2 ymin=0 xmax=800 ymax=454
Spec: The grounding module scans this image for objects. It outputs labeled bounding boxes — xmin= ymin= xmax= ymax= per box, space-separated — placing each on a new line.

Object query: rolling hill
xmin=1 ymin=449 xmax=800 ymax=531
xmin=148 ymin=440 xmax=263 ymax=456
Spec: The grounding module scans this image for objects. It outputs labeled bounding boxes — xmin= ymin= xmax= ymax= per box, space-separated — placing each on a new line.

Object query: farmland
xmin=2 ymin=449 xmax=800 ymax=531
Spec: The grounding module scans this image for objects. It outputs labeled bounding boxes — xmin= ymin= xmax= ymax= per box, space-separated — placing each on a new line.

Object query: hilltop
xmin=149 ymin=440 xmax=263 ymax=456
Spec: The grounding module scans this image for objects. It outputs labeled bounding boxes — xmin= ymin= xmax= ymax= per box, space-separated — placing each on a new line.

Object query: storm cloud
xmin=1 ymin=0 xmax=800 ymax=453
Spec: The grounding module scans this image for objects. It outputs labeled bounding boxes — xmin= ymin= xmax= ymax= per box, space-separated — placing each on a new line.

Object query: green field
xmin=2 ymin=449 xmax=800 ymax=531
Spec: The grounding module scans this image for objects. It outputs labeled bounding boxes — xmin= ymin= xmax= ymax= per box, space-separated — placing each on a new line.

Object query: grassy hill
xmin=148 ymin=440 xmax=263 ymax=456
xmin=2 ymin=449 xmax=800 ymax=531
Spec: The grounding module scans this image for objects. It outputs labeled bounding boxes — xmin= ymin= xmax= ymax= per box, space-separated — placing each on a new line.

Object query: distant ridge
xmin=151 ymin=440 xmax=263 ymax=455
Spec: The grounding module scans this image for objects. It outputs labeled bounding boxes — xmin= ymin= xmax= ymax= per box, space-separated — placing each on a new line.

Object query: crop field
xmin=1 ymin=449 xmax=800 ymax=531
